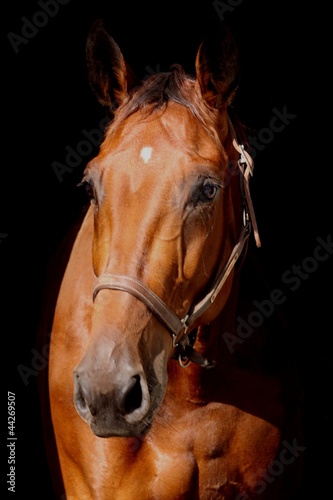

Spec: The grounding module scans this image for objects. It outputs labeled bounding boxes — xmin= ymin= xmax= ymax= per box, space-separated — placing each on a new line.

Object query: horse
xmin=43 ymin=19 xmax=304 ymax=499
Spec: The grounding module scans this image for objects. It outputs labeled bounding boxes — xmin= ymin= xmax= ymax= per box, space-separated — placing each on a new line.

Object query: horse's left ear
xmin=195 ymin=26 xmax=240 ymax=109
xmin=86 ymin=18 xmax=137 ymax=110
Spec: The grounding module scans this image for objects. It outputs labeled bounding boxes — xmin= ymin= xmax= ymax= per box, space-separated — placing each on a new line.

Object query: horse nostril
xmin=74 ymin=378 xmax=89 ymax=415
xmin=123 ymin=375 xmax=142 ymax=414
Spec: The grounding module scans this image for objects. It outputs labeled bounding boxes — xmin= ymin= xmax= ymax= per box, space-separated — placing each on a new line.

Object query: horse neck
xmin=166 ymin=238 xmax=296 ymax=405
xmin=165 ymin=272 xmax=241 ymax=401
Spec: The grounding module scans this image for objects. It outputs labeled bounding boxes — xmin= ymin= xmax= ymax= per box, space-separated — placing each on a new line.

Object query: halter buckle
xmin=172 ymin=314 xmax=189 ymax=348
xmin=181 ymin=315 xmax=189 ymax=334
xmin=239 ymin=144 xmax=253 ymax=176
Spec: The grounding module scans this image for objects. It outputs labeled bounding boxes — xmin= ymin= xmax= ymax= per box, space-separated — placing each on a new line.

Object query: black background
xmin=2 ymin=1 xmax=332 ymax=498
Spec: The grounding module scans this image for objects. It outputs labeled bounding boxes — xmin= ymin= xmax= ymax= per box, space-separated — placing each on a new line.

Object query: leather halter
xmin=92 ymin=118 xmax=260 ymax=368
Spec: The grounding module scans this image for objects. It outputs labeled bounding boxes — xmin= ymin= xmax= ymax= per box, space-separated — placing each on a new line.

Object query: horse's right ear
xmin=86 ymin=19 xmax=137 ymax=110
xmin=195 ymin=25 xmax=240 ymax=109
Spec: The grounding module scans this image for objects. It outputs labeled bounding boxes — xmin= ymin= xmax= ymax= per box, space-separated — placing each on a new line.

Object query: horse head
xmin=73 ymin=20 xmax=256 ymax=438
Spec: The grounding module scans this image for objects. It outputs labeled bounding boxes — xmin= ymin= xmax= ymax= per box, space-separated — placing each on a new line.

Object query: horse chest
xmin=115 ymin=403 xmax=282 ymax=500
xmin=114 ymin=438 xmax=226 ymax=499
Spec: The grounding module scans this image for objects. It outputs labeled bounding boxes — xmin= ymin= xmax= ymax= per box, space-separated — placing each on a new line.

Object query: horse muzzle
xmin=73 ymin=360 xmax=157 ymax=437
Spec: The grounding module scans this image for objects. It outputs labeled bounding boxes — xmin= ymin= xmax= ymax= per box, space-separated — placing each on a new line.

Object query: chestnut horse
xmin=45 ymin=20 xmax=304 ymax=499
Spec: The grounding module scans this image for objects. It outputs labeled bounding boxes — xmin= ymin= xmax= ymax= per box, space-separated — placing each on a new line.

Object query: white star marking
xmin=140 ymin=146 xmax=153 ymax=163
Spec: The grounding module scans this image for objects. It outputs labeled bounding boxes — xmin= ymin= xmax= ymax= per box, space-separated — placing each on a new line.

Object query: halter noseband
xmin=92 ymin=119 xmax=260 ymax=368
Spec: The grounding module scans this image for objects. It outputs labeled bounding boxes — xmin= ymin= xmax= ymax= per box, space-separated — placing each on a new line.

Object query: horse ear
xmin=86 ymin=19 xmax=137 ymax=109
xmin=195 ymin=25 xmax=240 ymax=109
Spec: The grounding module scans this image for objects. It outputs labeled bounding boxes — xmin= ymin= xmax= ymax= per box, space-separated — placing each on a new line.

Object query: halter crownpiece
xmin=92 ymin=119 xmax=260 ymax=368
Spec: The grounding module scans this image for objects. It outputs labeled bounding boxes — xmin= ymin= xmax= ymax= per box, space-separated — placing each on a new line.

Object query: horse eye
xmin=78 ymin=179 xmax=96 ymax=203
xmin=85 ymin=182 xmax=95 ymax=201
xmin=199 ymin=183 xmax=218 ymax=202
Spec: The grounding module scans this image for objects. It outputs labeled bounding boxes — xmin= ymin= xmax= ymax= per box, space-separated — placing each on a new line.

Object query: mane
xmin=105 ymin=64 xmax=224 ymax=148
xmin=103 ymin=64 xmax=251 ymax=156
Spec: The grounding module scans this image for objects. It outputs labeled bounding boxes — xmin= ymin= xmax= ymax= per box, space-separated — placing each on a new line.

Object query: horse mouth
xmin=89 ymin=411 xmax=155 ymax=438
xmin=84 ymin=402 xmax=156 ymax=438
